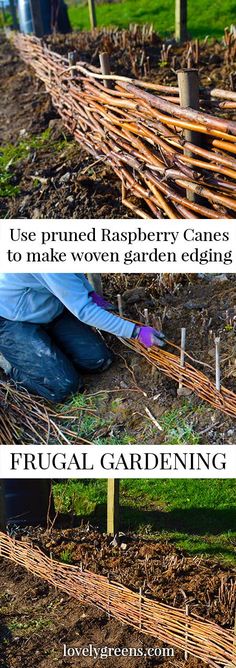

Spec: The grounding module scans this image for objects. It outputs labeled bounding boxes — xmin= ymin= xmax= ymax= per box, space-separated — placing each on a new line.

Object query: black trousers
xmin=0 ymin=310 xmax=113 ymax=402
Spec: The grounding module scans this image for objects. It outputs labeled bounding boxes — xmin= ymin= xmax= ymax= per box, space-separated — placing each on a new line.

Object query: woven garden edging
xmin=120 ymin=334 xmax=236 ymax=418
xmin=11 ymin=31 xmax=236 ymax=219
xmin=0 ymin=532 xmax=235 ymax=667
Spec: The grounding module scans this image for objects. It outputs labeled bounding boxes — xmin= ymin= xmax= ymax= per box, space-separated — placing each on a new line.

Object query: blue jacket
xmin=0 ymin=274 xmax=135 ymax=338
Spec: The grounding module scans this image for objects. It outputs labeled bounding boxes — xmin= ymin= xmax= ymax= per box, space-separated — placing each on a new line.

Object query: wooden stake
xmin=185 ymin=603 xmax=189 ymax=660
xmin=180 ymin=327 xmax=186 ymax=367
xmin=177 ymin=69 xmax=201 ymax=201
xmin=88 ymin=0 xmax=97 ymax=30
xmin=178 ymin=327 xmax=186 ymax=391
xmin=139 ymin=587 xmax=142 ymax=629
xmin=68 ymin=51 xmax=77 ymax=79
xmin=117 ymin=294 xmax=123 ymax=316
xmin=175 ymin=0 xmax=187 ymax=43
xmin=87 ymin=274 xmax=103 ymax=296
xmin=215 ymin=337 xmax=221 ymax=392
xmin=107 ymin=480 xmax=119 ymax=535
xmin=99 ymin=52 xmax=111 ymax=89
xmin=107 ymin=572 xmax=111 ymax=619
xmin=144 ymin=308 xmax=149 ymax=325
xmin=229 ymin=610 xmax=236 ymax=667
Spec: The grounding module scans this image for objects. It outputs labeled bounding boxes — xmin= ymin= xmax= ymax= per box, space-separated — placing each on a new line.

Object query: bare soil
xmin=0 ymin=274 xmax=235 ymax=445
xmin=0 ymin=559 xmax=202 ymax=668
xmin=0 ymin=35 xmax=129 ymax=219
xmin=82 ymin=273 xmax=236 ymax=445
xmin=1 ymin=31 xmax=236 ymax=218
xmin=0 ymin=523 xmax=235 ymax=668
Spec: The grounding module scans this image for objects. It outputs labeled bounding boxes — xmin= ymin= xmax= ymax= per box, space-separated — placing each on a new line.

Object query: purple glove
xmin=90 ymin=291 xmax=114 ymax=311
xmin=132 ymin=325 xmax=165 ymax=348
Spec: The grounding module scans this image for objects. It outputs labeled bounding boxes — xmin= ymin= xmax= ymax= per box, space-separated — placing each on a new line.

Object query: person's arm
xmin=33 ymin=273 xmax=135 ymax=338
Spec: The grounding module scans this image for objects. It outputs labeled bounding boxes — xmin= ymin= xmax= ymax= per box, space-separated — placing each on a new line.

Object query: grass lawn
xmin=68 ymin=0 xmax=235 ymax=39
xmin=53 ymin=479 xmax=236 ymax=565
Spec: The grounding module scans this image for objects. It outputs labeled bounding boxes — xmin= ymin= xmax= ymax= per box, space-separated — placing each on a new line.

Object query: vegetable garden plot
xmin=11 ymin=31 xmax=236 ymax=218
xmin=0 ymin=531 xmax=235 ymax=667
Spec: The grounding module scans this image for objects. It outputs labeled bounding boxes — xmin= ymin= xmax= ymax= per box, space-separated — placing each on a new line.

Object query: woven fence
xmin=0 ymin=531 xmax=235 ymax=667
xmin=120 ymin=333 xmax=236 ymax=418
xmin=11 ymin=31 xmax=236 ymax=219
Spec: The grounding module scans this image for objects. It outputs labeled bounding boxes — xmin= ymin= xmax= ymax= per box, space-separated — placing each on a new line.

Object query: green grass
xmin=0 ymin=128 xmax=69 ymax=199
xmin=60 ymin=392 xmax=205 ymax=445
xmin=68 ymin=0 xmax=235 ymax=39
xmin=8 ymin=617 xmax=52 ymax=633
xmin=60 ymin=548 xmax=74 ymax=563
xmin=63 ymin=393 xmax=137 ymax=444
xmin=53 ymin=479 xmax=236 ymax=564
xmin=160 ymin=402 xmax=201 ymax=444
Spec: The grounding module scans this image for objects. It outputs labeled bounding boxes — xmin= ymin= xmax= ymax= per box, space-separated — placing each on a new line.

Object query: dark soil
xmin=1 ymin=30 xmax=236 ymax=218
xmin=24 ymin=524 xmax=236 ymax=626
xmin=0 ymin=523 xmax=235 ymax=668
xmin=0 ymin=35 xmax=130 ymax=219
xmin=0 ymin=274 xmax=235 ymax=445
xmin=44 ymin=29 xmax=236 ymax=94
xmin=81 ymin=273 xmax=236 ymax=445
xmin=0 ymin=559 xmax=203 ymax=668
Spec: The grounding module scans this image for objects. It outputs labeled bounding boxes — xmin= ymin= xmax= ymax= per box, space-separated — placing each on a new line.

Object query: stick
xmin=215 ymin=337 xmax=221 ymax=392
xmin=232 ymin=611 xmax=236 ymax=667
xmin=117 ymin=294 xmax=123 ymax=316
xmin=139 ymin=587 xmax=142 ymax=629
xmin=177 ymin=69 xmax=201 ymax=201
xmin=179 ymin=327 xmax=186 ymax=390
xmin=68 ymin=51 xmax=77 ymax=79
xmin=99 ymin=52 xmax=111 ymax=89
xmin=107 ymin=572 xmax=111 ymax=619
xmin=145 ymin=406 xmax=163 ymax=431
xmin=144 ymin=308 xmax=149 ymax=325
xmin=185 ymin=603 xmax=189 ymax=661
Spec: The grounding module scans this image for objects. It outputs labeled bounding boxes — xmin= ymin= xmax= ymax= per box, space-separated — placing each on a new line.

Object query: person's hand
xmin=90 ymin=291 xmax=114 ymax=311
xmin=132 ymin=325 xmax=166 ymax=348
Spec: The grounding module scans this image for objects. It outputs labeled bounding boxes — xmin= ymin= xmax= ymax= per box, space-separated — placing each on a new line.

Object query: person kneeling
xmin=0 ymin=273 xmax=165 ymax=403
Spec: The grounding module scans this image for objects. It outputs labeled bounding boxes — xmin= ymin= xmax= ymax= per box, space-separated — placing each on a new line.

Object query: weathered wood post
xmin=175 ymin=0 xmax=187 ymax=43
xmin=99 ymin=52 xmax=111 ymax=89
xmin=68 ymin=50 xmax=77 ymax=77
xmin=88 ymin=0 xmax=97 ymax=30
xmin=107 ymin=479 xmax=120 ymax=535
xmin=177 ymin=68 xmax=200 ymax=201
